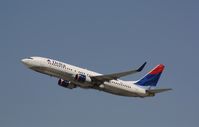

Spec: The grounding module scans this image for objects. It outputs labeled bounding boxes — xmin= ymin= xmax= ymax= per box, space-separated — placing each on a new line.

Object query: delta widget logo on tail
xmin=135 ymin=64 xmax=165 ymax=87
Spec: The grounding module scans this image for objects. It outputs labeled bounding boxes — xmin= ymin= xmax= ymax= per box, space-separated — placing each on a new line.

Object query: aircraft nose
xmin=21 ymin=58 xmax=32 ymax=67
xmin=21 ymin=59 xmax=28 ymax=64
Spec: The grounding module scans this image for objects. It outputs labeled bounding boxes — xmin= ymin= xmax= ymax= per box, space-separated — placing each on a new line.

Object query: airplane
xmin=21 ymin=56 xmax=172 ymax=98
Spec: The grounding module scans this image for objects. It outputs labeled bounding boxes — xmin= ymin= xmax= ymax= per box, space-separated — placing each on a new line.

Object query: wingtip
xmin=137 ymin=62 xmax=147 ymax=72
xmin=168 ymin=88 xmax=173 ymax=91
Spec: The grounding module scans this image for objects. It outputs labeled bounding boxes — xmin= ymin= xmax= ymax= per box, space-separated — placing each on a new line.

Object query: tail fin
xmin=135 ymin=64 xmax=165 ymax=86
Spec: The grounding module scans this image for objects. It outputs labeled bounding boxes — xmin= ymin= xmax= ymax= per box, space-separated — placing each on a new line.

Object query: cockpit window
xmin=27 ymin=57 xmax=33 ymax=59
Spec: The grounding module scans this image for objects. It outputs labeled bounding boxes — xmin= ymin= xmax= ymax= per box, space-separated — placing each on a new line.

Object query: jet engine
xmin=74 ymin=74 xmax=91 ymax=83
xmin=58 ymin=79 xmax=76 ymax=89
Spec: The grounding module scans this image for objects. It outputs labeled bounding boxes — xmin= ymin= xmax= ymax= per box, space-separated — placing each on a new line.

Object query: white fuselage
xmin=22 ymin=56 xmax=149 ymax=97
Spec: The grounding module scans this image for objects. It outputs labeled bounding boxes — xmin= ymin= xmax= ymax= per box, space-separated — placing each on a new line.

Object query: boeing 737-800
xmin=21 ymin=56 xmax=171 ymax=97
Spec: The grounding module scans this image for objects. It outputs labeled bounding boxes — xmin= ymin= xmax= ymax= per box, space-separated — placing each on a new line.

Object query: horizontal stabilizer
xmin=146 ymin=88 xmax=172 ymax=94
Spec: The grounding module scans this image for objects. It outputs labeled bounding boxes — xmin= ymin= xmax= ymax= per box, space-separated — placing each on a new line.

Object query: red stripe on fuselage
xmin=149 ymin=64 xmax=165 ymax=75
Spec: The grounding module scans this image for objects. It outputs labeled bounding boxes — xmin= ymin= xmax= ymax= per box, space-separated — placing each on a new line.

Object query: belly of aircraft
xmin=103 ymin=85 xmax=140 ymax=97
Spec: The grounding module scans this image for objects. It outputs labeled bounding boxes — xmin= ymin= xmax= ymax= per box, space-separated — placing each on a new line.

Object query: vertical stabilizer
xmin=135 ymin=64 xmax=164 ymax=86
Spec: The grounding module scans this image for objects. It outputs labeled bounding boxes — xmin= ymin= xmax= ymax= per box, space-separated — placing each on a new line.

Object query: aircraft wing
xmin=146 ymin=88 xmax=172 ymax=94
xmin=91 ymin=62 xmax=147 ymax=82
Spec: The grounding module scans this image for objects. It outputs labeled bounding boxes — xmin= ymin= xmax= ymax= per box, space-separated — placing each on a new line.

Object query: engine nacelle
xmin=58 ymin=79 xmax=76 ymax=89
xmin=74 ymin=74 xmax=91 ymax=83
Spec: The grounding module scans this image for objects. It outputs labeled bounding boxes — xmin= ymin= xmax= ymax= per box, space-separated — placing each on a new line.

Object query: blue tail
xmin=135 ymin=64 xmax=164 ymax=87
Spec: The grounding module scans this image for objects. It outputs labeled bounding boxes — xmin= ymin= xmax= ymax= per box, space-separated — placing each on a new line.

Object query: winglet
xmin=137 ymin=62 xmax=147 ymax=72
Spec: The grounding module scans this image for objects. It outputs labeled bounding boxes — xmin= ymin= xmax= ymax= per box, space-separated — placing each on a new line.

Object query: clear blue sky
xmin=0 ymin=0 xmax=199 ymax=127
